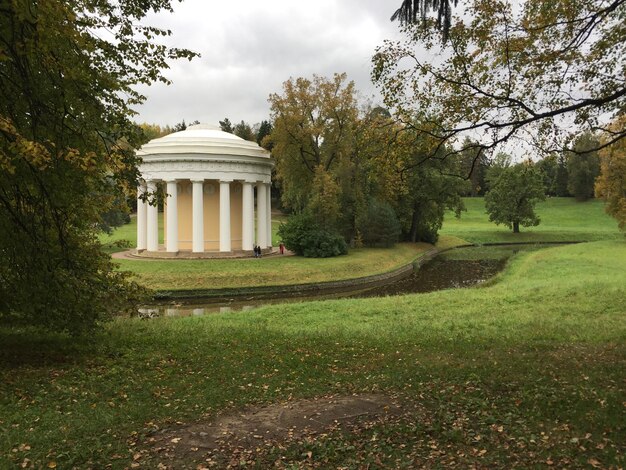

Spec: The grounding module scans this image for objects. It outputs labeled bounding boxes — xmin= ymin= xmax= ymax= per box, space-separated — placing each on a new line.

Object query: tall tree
xmin=256 ymin=120 xmax=273 ymax=149
xmin=371 ymin=119 xmax=466 ymax=243
xmin=375 ymin=0 xmax=626 ymax=165
xmin=535 ymin=154 xmax=559 ymax=196
xmin=595 ymin=115 xmax=626 ymax=231
xmin=484 ymin=161 xmax=546 ymax=233
xmin=567 ymin=132 xmax=601 ymax=201
xmin=233 ymin=120 xmax=255 ymax=141
xmin=0 ymin=1 xmax=196 ymax=333
xmin=268 ymin=73 xmax=358 ymax=213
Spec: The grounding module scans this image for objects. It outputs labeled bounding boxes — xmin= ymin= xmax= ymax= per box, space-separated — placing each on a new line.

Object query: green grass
xmin=1 ymin=241 xmax=624 ymax=468
xmin=441 ymin=197 xmax=622 ymax=243
xmin=116 ymin=242 xmax=429 ymax=290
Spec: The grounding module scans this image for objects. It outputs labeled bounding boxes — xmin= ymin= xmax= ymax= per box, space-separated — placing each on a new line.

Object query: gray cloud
xmin=133 ymin=0 xmax=402 ymax=127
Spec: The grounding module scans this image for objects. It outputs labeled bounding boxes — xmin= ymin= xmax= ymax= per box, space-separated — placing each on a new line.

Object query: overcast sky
xmin=133 ymin=0 xmax=404 ymax=128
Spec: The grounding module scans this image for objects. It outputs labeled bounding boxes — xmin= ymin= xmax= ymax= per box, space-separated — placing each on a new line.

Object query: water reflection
xmin=137 ymin=244 xmax=550 ymax=318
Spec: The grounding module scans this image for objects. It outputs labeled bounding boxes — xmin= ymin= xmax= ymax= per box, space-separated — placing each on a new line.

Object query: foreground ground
xmin=1 ymin=240 xmax=624 ymax=468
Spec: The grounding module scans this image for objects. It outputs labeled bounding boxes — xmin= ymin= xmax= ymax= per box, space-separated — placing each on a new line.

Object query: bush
xmin=357 ymin=200 xmax=401 ymax=247
xmin=301 ymin=230 xmax=348 ymax=258
xmin=278 ymin=213 xmax=348 ymax=258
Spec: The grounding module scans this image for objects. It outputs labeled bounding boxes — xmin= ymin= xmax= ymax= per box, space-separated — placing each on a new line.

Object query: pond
xmin=138 ymin=244 xmax=553 ymax=318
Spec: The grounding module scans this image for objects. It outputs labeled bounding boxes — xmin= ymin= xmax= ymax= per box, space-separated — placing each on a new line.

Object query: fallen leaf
xmin=588 ymin=458 xmax=601 ymax=468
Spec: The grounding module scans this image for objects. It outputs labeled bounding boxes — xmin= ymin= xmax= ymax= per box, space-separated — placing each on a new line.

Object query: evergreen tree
xmin=219 ymin=118 xmax=234 ymax=133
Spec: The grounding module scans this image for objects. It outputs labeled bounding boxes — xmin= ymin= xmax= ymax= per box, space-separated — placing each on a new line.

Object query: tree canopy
xmin=595 ymin=116 xmax=626 ymax=231
xmin=484 ymin=161 xmax=546 ymax=233
xmin=268 ymin=73 xmax=358 ymax=214
xmin=376 ymin=0 xmax=626 ymax=162
xmin=0 ymin=0 xmax=196 ymax=333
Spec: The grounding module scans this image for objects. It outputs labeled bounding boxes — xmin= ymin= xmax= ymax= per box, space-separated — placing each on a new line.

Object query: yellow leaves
xmin=1 ymin=116 xmax=52 ymax=170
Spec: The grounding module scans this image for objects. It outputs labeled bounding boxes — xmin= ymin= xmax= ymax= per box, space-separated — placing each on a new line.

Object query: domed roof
xmin=137 ymin=123 xmax=270 ymax=160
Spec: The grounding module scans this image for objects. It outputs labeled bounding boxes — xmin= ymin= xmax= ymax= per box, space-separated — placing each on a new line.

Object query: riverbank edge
xmin=150 ymin=240 xmax=586 ymax=301
xmin=152 ymin=247 xmax=441 ymax=301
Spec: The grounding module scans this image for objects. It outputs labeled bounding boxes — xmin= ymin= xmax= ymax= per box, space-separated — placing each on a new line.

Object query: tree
xmin=256 ymin=120 xmax=273 ymax=149
xmin=268 ymin=73 xmax=359 ymax=213
xmin=535 ymin=154 xmax=559 ymax=196
xmin=371 ymin=118 xmax=466 ymax=243
xmin=567 ymin=132 xmax=601 ymax=201
xmin=555 ymin=154 xmax=570 ymax=197
xmin=457 ymin=137 xmax=489 ymax=196
xmin=357 ymin=199 xmax=401 ymax=247
xmin=375 ymin=0 xmax=626 ymax=164
xmin=391 ymin=0 xmax=459 ymax=40
xmin=233 ymin=120 xmax=255 ymax=141
xmin=172 ymin=119 xmax=200 ymax=132
xmin=484 ymin=161 xmax=546 ymax=233
xmin=219 ymin=118 xmax=234 ymax=133
xmin=0 ymin=1 xmax=196 ymax=333
xmin=595 ymin=116 xmax=626 ymax=231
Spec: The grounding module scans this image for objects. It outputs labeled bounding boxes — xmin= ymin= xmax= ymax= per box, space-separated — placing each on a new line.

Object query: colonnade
xmin=136 ymin=179 xmax=272 ymax=253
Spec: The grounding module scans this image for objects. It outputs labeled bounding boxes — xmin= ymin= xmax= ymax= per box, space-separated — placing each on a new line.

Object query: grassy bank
xmin=441 ymin=197 xmax=622 ymax=244
xmin=1 ymin=241 xmax=624 ymax=468
xmin=116 ymin=243 xmax=429 ymax=291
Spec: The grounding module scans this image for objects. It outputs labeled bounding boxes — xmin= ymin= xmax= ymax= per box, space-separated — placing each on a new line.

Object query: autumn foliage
xmin=0 ymin=1 xmax=195 ymax=333
xmin=595 ymin=116 xmax=626 ymax=232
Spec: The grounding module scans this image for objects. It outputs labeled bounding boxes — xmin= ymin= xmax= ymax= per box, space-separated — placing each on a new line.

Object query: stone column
xmin=266 ymin=183 xmax=272 ymax=248
xmin=192 ymin=180 xmax=204 ymax=253
xmin=136 ymin=182 xmax=147 ymax=251
xmin=166 ymin=180 xmax=178 ymax=253
xmin=242 ymin=181 xmax=254 ymax=251
xmin=256 ymin=182 xmax=267 ymax=248
xmin=219 ymin=180 xmax=232 ymax=252
xmin=146 ymin=180 xmax=159 ymax=251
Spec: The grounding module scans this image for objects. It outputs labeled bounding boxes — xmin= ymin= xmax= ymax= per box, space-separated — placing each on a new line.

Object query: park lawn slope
xmin=115 ymin=242 xmax=430 ymax=291
xmin=441 ymin=197 xmax=622 ymax=244
xmin=1 ymin=241 xmax=624 ymax=468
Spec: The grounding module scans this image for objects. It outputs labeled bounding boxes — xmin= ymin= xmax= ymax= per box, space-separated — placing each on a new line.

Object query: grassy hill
xmin=1 ymin=241 xmax=624 ymax=468
xmin=441 ymin=197 xmax=621 ymax=243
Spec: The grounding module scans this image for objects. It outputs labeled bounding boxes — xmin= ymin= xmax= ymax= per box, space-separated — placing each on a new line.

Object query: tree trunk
xmin=408 ymin=205 xmax=420 ymax=242
xmin=513 ymin=221 xmax=520 ymax=233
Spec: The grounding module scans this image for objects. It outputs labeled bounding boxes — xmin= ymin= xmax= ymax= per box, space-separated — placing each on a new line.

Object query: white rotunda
xmin=135 ymin=124 xmax=274 ymax=256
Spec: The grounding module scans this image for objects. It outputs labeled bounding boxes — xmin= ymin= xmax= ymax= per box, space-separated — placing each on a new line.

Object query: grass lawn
xmin=116 ymin=242 xmax=429 ymax=291
xmin=1 ymin=241 xmax=624 ymax=468
xmin=441 ymin=197 xmax=622 ymax=244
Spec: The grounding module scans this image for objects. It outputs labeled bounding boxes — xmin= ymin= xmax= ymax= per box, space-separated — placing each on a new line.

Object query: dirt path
xmin=138 ymin=394 xmax=401 ymax=468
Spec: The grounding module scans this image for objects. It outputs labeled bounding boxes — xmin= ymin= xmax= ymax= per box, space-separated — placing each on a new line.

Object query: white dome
xmin=137 ymin=123 xmax=273 ymax=185
xmin=137 ymin=123 xmax=270 ymax=160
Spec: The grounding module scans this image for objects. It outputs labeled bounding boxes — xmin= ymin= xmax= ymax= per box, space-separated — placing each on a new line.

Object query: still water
xmin=138 ymin=244 xmax=549 ymax=318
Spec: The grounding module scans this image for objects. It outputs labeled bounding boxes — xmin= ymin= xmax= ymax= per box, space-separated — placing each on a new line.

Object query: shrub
xmin=278 ymin=213 xmax=348 ymax=258
xmin=301 ymin=230 xmax=348 ymax=258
